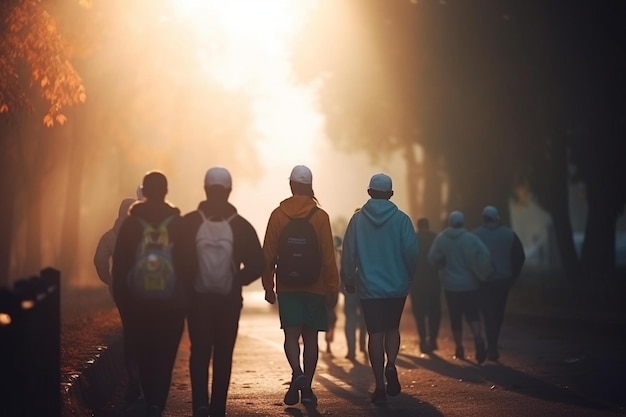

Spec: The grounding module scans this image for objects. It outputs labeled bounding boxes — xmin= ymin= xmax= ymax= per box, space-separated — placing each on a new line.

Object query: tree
xmin=295 ymin=0 xmax=524 ymax=228
xmin=517 ymin=0 xmax=626 ymax=279
xmin=0 ymin=0 xmax=86 ymax=285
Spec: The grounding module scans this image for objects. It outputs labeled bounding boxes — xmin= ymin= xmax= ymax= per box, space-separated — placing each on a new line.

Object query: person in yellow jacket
xmin=262 ymin=165 xmax=340 ymax=407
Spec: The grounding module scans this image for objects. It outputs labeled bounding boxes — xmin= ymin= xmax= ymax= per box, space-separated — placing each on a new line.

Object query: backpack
xmin=127 ymin=215 xmax=177 ymax=299
xmin=194 ymin=211 xmax=237 ymax=295
xmin=276 ymin=207 xmax=322 ymax=286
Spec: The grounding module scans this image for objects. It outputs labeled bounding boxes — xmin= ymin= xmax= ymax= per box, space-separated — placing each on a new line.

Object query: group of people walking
xmin=410 ymin=207 xmax=526 ymax=365
xmin=94 ymin=164 xmax=524 ymax=416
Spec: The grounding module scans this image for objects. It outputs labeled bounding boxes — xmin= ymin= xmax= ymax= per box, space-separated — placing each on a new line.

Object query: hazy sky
xmin=155 ymin=0 xmax=410 ymax=236
xmin=78 ymin=0 xmax=411 ymax=286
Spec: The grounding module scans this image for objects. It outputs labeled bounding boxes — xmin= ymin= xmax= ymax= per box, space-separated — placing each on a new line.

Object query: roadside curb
xmin=62 ymin=335 xmax=124 ymax=416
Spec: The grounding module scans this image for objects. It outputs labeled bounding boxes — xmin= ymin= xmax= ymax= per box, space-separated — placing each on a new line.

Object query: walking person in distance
xmin=428 ymin=211 xmax=492 ymax=365
xmin=410 ymin=217 xmax=442 ymax=354
xmin=472 ymin=205 xmax=525 ymax=361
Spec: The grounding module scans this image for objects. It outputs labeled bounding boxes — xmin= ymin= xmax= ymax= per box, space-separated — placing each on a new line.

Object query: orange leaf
xmin=43 ymin=114 xmax=53 ymax=127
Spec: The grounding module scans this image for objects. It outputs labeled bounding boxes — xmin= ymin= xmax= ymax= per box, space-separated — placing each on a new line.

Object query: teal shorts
xmin=277 ymin=292 xmax=328 ymax=331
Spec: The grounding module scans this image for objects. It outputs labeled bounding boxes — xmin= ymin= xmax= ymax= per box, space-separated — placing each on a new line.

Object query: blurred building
xmin=510 ymin=183 xmax=626 ymax=268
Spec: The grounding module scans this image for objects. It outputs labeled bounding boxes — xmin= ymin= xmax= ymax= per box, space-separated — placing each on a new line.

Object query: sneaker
xmin=193 ymin=406 xmax=210 ymax=417
xmin=384 ymin=364 xmax=401 ymax=396
xmin=370 ymin=387 xmax=387 ymax=405
xmin=300 ymin=387 xmax=318 ymax=405
xmin=475 ymin=339 xmax=487 ymax=364
xmin=284 ymin=373 xmax=306 ymax=405
xmin=454 ymin=346 xmax=465 ymax=360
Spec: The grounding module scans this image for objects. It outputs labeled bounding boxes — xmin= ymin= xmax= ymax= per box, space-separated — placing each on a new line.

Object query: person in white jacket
xmin=428 ymin=211 xmax=492 ymax=364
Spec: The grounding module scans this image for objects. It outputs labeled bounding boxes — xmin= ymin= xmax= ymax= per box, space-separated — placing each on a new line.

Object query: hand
xmin=344 ymin=284 xmax=356 ymax=294
xmin=264 ymin=289 xmax=276 ymax=305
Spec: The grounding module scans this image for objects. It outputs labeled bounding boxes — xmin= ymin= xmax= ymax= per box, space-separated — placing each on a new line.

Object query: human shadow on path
xmin=402 ymin=351 xmax=618 ymax=413
xmin=315 ymin=352 xmax=445 ymax=417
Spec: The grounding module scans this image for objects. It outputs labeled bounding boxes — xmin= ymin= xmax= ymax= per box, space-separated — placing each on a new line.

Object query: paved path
xmin=98 ymin=290 xmax=626 ymax=417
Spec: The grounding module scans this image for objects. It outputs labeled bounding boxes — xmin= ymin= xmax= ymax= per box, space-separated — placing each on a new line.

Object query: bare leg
xmin=283 ymin=326 xmax=303 ymax=376
xmin=301 ymin=326 xmax=319 ymax=387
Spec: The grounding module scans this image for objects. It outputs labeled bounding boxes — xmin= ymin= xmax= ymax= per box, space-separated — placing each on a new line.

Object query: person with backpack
xmin=262 ymin=164 xmax=340 ymax=407
xmin=340 ymin=173 xmax=418 ymax=405
xmin=111 ymin=171 xmax=186 ymax=417
xmin=177 ymin=167 xmax=264 ymax=417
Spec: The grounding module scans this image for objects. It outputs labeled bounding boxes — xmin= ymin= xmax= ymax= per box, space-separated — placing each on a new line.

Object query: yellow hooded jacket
xmin=262 ymin=195 xmax=339 ymax=295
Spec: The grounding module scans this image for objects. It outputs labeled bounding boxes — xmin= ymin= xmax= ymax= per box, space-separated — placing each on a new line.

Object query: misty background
xmin=1 ymin=0 xmax=625 ymax=289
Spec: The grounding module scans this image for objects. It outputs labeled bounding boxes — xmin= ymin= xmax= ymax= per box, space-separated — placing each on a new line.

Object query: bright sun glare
xmin=171 ymin=0 xmax=320 ymax=161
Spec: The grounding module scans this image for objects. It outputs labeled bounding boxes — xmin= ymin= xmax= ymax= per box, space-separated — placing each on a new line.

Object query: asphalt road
xmin=97 ymin=290 xmax=626 ymax=417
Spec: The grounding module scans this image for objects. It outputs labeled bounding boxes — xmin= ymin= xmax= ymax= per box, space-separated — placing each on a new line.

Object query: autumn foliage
xmin=0 ymin=0 xmax=86 ymax=126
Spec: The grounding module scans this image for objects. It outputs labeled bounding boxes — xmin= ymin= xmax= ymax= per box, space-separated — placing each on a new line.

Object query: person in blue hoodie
xmin=473 ymin=205 xmax=525 ymax=361
xmin=341 ymin=173 xmax=418 ymax=405
xmin=428 ymin=211 xmax=492 ymax=365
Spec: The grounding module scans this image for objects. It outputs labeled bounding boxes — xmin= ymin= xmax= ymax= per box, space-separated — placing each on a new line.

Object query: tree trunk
xmin=581 ymin=184 xmax=619 ymax=280
xmin=403 ymin=141 xmax=420 ymax=223
xmin=549 ymin=201 xmax=582 ymax=281
xmin=58 ymin=123 xmax=83 ymax=285
xmin=0 ymin=129 xmax=16 ymax=286
xmin=21 ymin=128 xmax=46 ymax=278
xmin=422 ymin=148 xmax=444 ymax=231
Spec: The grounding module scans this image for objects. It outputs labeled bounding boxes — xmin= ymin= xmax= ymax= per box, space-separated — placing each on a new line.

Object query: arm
xmin=261 ymin=209 xmax=282 ymax=303
xmin=340 ymin=213 xmax=359 ymax=291
xmin=173 ymin=212 xmax=200 ymax=293
xmin=401 ymin=215 xmax=419 ymax=279
xmin=235 ymin=217 xmax=265 ymax=286
xmin=93 ymin=231 xmax=113 ymax=285
xmin=111 ymin=217 xmax=136 ymax=306
xmin=318 ymin=210 xmax=340 ymax=294
xmin=427 ymin=235 xmax=446 ymax=269
xmin=468 ymin=237 xmax=493 ymax=282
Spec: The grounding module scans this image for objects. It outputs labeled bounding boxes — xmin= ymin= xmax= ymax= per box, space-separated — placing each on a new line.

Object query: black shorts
xmin=361 ymin=297 xmax=407 ymax=334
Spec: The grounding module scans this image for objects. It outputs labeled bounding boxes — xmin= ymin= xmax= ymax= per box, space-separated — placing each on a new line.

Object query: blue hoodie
xmin=472 ymin=222 xmax=526 ymax=282
xmin=428 ymin=227 xmax=493 ymax=292
xmin=341 ymin=199 xmax=418 ymax=299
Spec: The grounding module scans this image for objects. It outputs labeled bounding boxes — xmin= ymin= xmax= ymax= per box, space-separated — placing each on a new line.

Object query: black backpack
xmin=276 ymin=207 xmax=322 ymax=286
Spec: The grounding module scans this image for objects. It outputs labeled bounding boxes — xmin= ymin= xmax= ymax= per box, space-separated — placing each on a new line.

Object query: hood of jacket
xmin=278 ymin=195 xmax=317 ymax=218
xmin=360 ymin=198 xmax=398 ymax=227
xmin=198 ymin=199 xmax=237 ymax=220
xmin=129 ymin=200 xmax=180 ymax=223
xmin=442 ymin=227 xmax=467 ymax=239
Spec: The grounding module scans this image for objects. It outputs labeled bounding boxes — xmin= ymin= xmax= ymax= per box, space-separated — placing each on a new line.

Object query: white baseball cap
xmin=289 ymin=165 xmax=312 ymax=185
xmin=204 ymin=167 xmax=232 ymax=189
